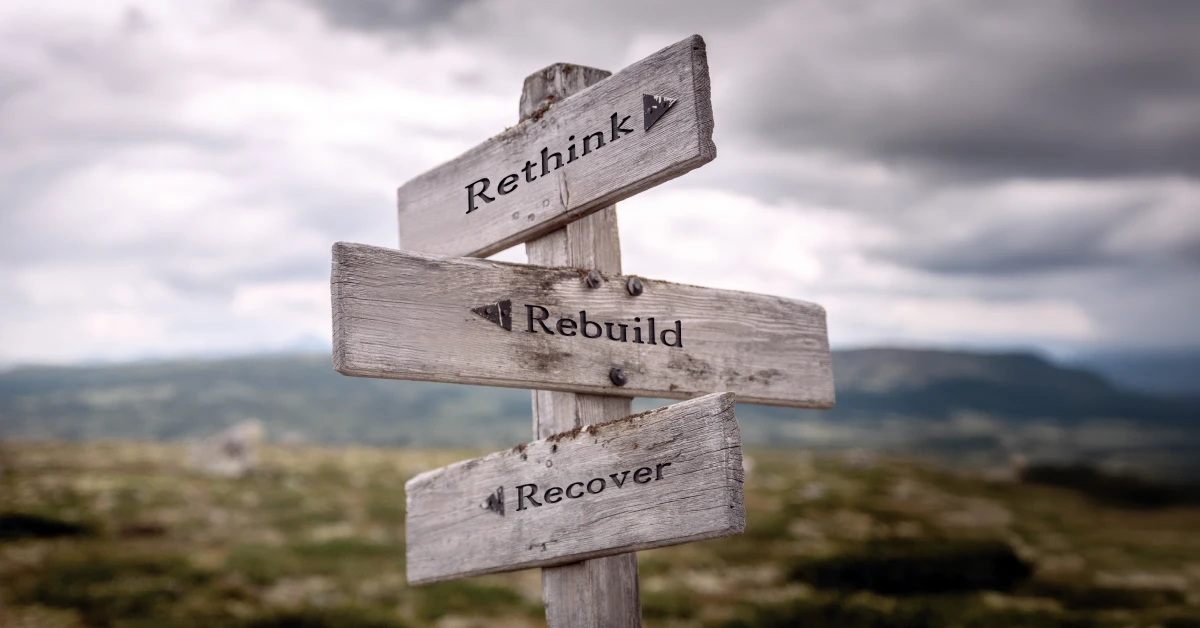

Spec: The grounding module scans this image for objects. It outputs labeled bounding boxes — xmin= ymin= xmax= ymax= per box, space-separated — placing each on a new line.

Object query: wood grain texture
xmin=404 ymin=393 xmax=744 ymax=585
xmin=541 ymin=552 xmax=640 ymax=627
xmin=396 ymin=34 xmax=716 ymax=258
xmin=522 ymin=63 xmax=642 ymax=628
xmin=331 ymin=242 xmax=836 ymax=409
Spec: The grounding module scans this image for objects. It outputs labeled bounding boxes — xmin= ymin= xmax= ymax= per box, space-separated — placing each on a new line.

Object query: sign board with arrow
xmin=404 ymin=392 xmax=743 ymax=585
xmin=332 ymin=242 xmax=835 ymax=409
xmin=395 ymin=35 xmax=715 ymax=258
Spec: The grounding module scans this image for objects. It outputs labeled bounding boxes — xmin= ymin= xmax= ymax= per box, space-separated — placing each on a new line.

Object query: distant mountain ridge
xmin=0 ymin=348 xmax=1192 ymax=447
xmin=1070 ymin=350 xmax=1200 ymax=397
xmin=834 ymin=349 xmax=1116 ymax=394
xmin=825 ymin=348 xmax=1192 ymax=425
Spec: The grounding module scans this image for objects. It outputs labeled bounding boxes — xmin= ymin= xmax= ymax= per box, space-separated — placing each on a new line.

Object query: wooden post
xmin=521 ymin=63 xmax=643 ymax=627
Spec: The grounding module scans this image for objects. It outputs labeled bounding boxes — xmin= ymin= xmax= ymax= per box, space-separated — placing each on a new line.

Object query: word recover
xmin=517 ymin=462 xmax=672 ymax=511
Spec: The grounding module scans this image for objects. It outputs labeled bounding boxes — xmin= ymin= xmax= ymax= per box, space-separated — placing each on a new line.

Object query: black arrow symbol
xmin=471 ymin=299 xmax=512 ymax=331
xmin=480 ymin=486 xmax=504 ymax=516
xmin=643 ymin=93 xmax=677 ymax=131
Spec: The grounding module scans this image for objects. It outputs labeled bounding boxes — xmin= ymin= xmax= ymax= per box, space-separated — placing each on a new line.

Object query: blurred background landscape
xmin=2 ymin=0 xmax=1198 ymax=626
xmin=2 ymin=348 xmax=1198 ymax=480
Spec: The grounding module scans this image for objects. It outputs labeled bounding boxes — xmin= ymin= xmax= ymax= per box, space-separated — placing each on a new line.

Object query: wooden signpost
xmin=329 ymin=34 xmax=835 ymax=626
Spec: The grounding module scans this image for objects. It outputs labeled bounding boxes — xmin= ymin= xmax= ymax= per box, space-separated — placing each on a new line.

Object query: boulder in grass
xmin=189 ymin=419 xmax=263 ymax=478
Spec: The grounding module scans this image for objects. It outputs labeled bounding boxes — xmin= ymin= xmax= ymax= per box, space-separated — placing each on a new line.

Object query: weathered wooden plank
xmin=396 ymin=34 xmax=716 ymax=258
xmin=331 ymin=242 xmax=836 ymax=409
xmin=521 ymin=62 xmax=642 ymax=628
xmin=404 ymin=392 xmax=744 ymax=585
xmin=542 ymin=552 xmax=640 ymax=627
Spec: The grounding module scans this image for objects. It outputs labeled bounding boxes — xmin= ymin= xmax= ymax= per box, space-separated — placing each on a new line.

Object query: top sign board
xmin=397 ymin=35 xmax=716 ymax=258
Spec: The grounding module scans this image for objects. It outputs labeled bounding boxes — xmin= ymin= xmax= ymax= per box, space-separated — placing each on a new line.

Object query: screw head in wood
xmin=626 ymin=276 xmax=644 ymax=296
xmin=586 ymin=269 xmax=602 ymax=289
xmin=609 ymin=367 xmax=627 ymax=387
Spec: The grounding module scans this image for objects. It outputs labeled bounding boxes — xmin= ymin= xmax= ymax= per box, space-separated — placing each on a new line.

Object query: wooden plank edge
xmin=688 ymin=34 xmax=717 ymax=165
xmin=403 ymin=392 xmax=734 ymax=491
xmin=456 ymin=158 xmax=716 ymax=258
xmin=407 ymin=520 xmax=741 ymax=586
xmin=333 ymin=335 xmax=833 ymax=409
xmin=330 ymin=241 xmax=352 ymax=376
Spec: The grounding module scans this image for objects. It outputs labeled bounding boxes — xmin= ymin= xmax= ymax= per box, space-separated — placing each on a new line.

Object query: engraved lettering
xmin=517 ymin=483 xmax=542 ymax=510
xmin=611 ymin=112 xmax=633 ymax=142
xmin=526 ymin=305 xmax=553 ymax=334
xmin=464 ymin=110 xmax=637 ymax=213
xmin=581 ymin=131 xmax=605 ymax=156
xmin=634 ymin=467 xmax=653 ymax=484
xmin=504 ymin=303 xmax=684 ymax=347
xmin=465 ymin=178 xmax=494 ymax=214
xmin=580 ymin=311 xmax=602 ymax=339
xmin=661 ymin=320 xmax=683 ymax=347
xmin=497 ymin=173 xmax=519 ymax=195
xmin=510 ymin=461 xmax=672 ymax=514
xmin=609 ymin=470 xmax=630 ymax=488
xmin=521 ymin=160 xmax=538 ymax=183
xmin=540 ymin=147 xmax=562 ymax=176
xmin=655 ymin=462 xmax=672 ymax=480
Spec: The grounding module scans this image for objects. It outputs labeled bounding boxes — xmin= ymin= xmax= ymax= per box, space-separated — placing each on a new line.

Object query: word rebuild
xmin=517 ymin=462 xmax=671 ymax=511
xmin=333 ymin=242 xmax=834 ymax=407
xmin=465 ymin=112 xmax=635 ymax=214
xmin=525 ymin=305 xmax=683 ymax=347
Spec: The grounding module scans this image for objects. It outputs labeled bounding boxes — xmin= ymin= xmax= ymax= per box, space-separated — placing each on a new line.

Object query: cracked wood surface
xmin=331 ymin=242 xmax=835 ymax=409
xmin=395 ymin=34 xmax=715 ymax=258
xmin=404 ymin=393 xmax=744 ymax=585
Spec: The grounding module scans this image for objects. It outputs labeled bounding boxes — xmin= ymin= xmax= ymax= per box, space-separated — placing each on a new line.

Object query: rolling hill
xmin=1 ymin=348 xmax=1195 ymax=477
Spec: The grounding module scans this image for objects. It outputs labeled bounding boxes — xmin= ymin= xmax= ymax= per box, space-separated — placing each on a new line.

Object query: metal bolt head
xmin=609 ymin=367 xmax=627 ymax=387
xmin=586 ymin=269 xmax=602 ymax=289
xmin=626 ymin=276 xmax=644 ymax=296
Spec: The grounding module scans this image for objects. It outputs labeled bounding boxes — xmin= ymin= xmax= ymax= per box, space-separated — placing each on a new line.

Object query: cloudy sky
xmin=1 ymin=0 xmax=1197 ymax=365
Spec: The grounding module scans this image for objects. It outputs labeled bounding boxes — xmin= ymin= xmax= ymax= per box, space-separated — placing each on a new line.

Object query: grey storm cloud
xmin=730 ymin=0 xmax=1200 ymax=180
xmin=296 ymin=0 xmax=481 ymax=34
xmin=1 ymin=0 xmax=1198 ymax=363
xmin=883 ymin=217 xmax=1119 ymax=276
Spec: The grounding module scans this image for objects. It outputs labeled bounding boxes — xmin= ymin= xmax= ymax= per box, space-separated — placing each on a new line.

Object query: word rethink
xmin=465 ymin=111 xmax=635 ymax=214
xmin=517 ymin=462 xmax=671 ymax=511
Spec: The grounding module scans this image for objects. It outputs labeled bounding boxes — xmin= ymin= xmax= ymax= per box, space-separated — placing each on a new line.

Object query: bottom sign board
xmin=404 ymin=392 xmax=744 ymax=585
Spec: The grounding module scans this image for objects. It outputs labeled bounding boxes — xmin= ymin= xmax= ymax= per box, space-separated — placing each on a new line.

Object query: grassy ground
xmin=0 ymin=440 xmax=1197 ymax=627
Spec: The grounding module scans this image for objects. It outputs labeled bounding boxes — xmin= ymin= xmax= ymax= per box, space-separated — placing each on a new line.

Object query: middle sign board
xmin=332 ymin=242 xmax=835 ymax=409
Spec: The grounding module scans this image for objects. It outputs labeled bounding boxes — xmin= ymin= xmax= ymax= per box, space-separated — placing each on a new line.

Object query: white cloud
xmin=0 ymin=0 xmax=1196 ymax=364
